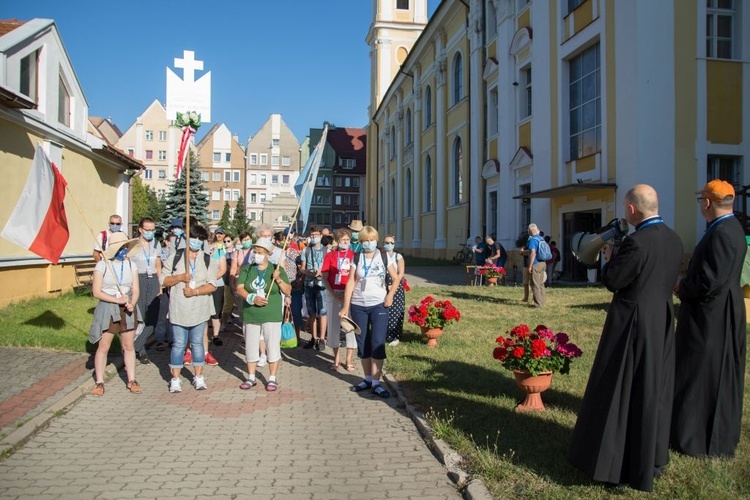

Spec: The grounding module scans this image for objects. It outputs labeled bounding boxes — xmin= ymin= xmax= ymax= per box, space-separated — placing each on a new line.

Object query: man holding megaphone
xmin=568 ymin=184 xmax=683 ymax=492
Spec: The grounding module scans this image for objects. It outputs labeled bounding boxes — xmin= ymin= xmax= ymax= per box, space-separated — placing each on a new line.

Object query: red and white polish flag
xmin=175 ymin=126 xmax=196 ymax=179
xmin=1 ymin=143 xmax=70 ymax=264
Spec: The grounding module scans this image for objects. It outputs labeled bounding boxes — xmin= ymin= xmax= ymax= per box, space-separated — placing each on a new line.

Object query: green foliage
xmin=218 ymin=202 xmax=232 ymax=236
xmin=131 ymin=176 xmax=164 ymax=225
xmin=158 ymin=150 xmax=209 ymax=231
xmin=231 ymin=195 xmax=251 ymax=237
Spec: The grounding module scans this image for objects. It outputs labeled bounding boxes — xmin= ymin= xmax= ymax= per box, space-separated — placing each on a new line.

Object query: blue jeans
xmin=291 ymin=289 xmax=304 ymax=329
xmin=350 ymin=303 xmax=389 ymax=360
xmin=170 ymin=323 xmax=206 ymax=369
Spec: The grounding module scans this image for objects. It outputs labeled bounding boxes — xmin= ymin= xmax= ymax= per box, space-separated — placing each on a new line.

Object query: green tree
xmin=159 ymin=151 xmax=209 ymax=231
xmin=218 ymin=201 xmax=232 ymax=235
xmin=131 ymin=176 xmax=150 ymax=224
xmin=232 ymin=195 xmax=251 ymax=237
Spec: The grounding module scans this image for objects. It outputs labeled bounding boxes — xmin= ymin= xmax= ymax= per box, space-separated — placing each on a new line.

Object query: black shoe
xmin=137 ymin=353 xmax=151 ymax=365
xmin=303 ymin=339 xmax=315 ymax=349
xmin=212 ymin=336 xmax=223 ymax=347
xmin=314 ymin=339 xmax=321 ymax=351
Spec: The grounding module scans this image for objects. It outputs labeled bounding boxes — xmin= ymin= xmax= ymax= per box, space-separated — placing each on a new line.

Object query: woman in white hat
xmin=236 ymin=239 xmax=291 ymax=392
xmin=88 ymin=232 xmax=141 ymax=396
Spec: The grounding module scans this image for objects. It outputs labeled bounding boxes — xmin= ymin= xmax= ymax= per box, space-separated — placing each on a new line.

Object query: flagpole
xmin=64 ymin=185 xmax=123 ymax=296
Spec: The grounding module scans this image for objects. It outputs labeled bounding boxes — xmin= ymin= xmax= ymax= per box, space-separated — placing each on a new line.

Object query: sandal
xmin=91 ymin=382 xmax=105 ymax=396
xmin=239 ymin=379 xmax=256 ymax=390
xmin=371 ymin=385 xmax=391 ymax=399
xmin=345 ymin=364 xmax=356 ymax=371
xmin=350 ymin=380 xmax=372 ymax=392
xmin=127 ymin=380 xmax=142 ymax=394
xmin=330 ymin=362 xmax=340 ymax=371
xmin=266 ymin=380 xmax=278 ymax=392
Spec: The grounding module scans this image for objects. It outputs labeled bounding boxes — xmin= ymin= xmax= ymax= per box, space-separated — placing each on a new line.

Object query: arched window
xmin=453 ymin=137 xmax=463 ymax=204
xmin=424 ymin=155 xmax=433 ymax=212
xmin=424 ymin=86 xmax=432 ymax=129
xmin=405 ymin=169 xmax=412 ymax=217
xmin=405 ymin=108 xmax=412 ymax=145
xmin=452 ymin=52 xmax=463 ymax=104
xmin=389 ymin=178 xmax=396 ymax=221
xmin=390 ymin=126 xmax=396 ymax=158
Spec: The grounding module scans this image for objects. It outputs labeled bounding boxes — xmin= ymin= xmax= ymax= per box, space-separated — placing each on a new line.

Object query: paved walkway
xmin=0 ymin=265 xmax=476 ymax=499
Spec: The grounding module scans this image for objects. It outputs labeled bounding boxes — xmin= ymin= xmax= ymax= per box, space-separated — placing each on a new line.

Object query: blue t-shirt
xmin=526 ymin=236 xmax=542 ymax=264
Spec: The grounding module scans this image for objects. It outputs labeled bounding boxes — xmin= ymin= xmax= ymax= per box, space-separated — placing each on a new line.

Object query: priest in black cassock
xmin=568 ymin=184 xmax=683 ymax=492
xmin=672 ymin=179 xmax=746 ymax=458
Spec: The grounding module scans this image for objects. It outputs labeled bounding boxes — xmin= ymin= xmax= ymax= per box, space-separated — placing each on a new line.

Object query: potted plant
xmin=407 ymin=296 xmax=461 ymax=347
xmin=493 ymin=324 xmax=583 ymax=411
xmin=477 ymin=264 xmax=507 ymax=285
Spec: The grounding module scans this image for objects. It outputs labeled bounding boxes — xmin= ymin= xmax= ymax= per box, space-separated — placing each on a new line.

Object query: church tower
xmin=366 ymin=0 xmax=428 ymax=116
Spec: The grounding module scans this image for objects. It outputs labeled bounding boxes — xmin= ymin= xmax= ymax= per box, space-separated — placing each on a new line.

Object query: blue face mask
xmin=361 ymin=241 xmax=377 ymax=252
xmin=109 ymin=223 xmax=121 ymax=232
xmin=173 ymin=228 xmax=184 ymax=237
xmin=351 ymin=232 xmax=359 ymax=241
xmin=189 ymin=238 xmax=203 ymax=251
xmin=384 ymin=243 xmax=395 ymax=252
xmin=142 ymin=230 xmax=154 ymax=241
xmin=114 ymin=247 xmax=128 ymax=261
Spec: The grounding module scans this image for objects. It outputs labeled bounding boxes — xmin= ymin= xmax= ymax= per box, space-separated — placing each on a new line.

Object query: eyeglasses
xmin=384 ymin=241 xmax=395 ymax=244
xmin=224 ymin=239 xmax=232 ymax=243
xmin=696 ymin=197 xmax=707 ymax=203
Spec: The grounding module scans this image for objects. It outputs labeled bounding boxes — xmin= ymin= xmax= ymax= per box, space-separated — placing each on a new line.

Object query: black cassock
xmin=568 ymin=220 xmax=683 ymax=492
xmin=672 ymin=215 xmax=746 ymax=457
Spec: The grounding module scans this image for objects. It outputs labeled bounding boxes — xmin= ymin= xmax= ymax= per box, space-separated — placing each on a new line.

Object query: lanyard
xmin=705 ymin=213 xmax=733 ymax=234
xmin=309 ymin=246 xmax=323 ymax=269
xmin=336 ymin=250 xmax=348 ymax=269
xmin=636 ymin=217 xmax=664 ymax=231
xmin=254 ymin=265 xmax=269 ymax=290
xmin=142 ymin=242 xmax=153 ymax=268
xmin=188 ymin=256 xmax=197 ymax=279
xmin=113 ymin=261 xmax=125 ymax=286
xmin=362 ymin=251 xmax=377 ymax=278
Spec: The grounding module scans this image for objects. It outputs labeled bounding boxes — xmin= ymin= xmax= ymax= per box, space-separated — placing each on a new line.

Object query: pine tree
xmin=232 ymin=195 xmax=251 ymax=237
xmin=218 ymin=201 xmax=232 ymax=235
xmin=159 ymin=151 xmax=209 ymax=231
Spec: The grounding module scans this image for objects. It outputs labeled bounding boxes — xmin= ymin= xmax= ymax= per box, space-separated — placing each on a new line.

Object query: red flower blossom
xmin=531 ymin=339 xmax=547 ymax=358
xmin=407 ymin=296 xmax=461 ymax=329
xmin=512 ymin=347 xmax=525 ymax=358
xmin=493 ymin=323 xmax=584 ymax=376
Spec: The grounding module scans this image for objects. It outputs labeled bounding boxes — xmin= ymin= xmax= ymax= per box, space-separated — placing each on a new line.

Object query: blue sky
xmin=4 ymin=0 xmax=438 ymax=144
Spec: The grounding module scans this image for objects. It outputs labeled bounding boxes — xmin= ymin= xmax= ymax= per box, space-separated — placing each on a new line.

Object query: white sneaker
xmin=169 ymin=378 xmax=182 ymax=393
xmin=193 ymin=375 xmax=207 ymax=390
xmin=388 ymin=339 xmax=400 ymax=347
xmin=256 ymin=354 xmax=268 ymax=368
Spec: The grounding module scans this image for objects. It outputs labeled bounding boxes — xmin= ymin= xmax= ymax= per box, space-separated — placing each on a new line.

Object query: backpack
xmin=534 ymin=236 xmax=553 ymax=262
xmin=100 ymin=230 xmax=108 ymax=249
xmin=354 ymin=249 xmax=392 ymax=290
xmin=171 ymin=249 xmax=211 ymax=274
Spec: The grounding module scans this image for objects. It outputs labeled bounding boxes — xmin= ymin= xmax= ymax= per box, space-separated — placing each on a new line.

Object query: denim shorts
xmin=304 ymin=287 xmax=327 ymax=316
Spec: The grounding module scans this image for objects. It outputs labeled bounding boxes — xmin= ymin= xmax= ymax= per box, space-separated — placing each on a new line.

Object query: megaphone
xmin=571 ymin=218 xmax=629 ymax=269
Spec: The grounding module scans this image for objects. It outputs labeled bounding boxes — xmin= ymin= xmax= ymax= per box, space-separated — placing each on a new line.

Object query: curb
xmin=383 ymin=373 xmax=494 ymax=500
xmin=0 ymin=357 xmax=124 ymax=458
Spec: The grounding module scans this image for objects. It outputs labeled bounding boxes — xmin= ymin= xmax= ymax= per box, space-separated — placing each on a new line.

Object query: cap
xmin=214 ymin=227 xmax=225 ymax=235
xmin=697 ymin=179 xmax=735 ymax=203
xmin=171 ymin=218 xmax=183 ymax=228
xmin=252 ymin=239 xmax=275 ymax=254
xmin=283 ymin=227 xmax=295 ymax=234
xmin=348 ymin=220 xmax=364 ymax=232
xmin=340 ymin=314 xmax=361 ymax=335
xmin=104 ymin=233 xmax=140 ymax=260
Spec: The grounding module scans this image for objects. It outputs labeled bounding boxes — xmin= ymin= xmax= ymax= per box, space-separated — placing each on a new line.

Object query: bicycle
xmin=452 ymin=246 xmax=473 ymax=264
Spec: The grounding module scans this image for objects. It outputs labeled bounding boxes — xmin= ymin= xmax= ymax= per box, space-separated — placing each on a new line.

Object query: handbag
xmin=280 ymin=306 xmax=297 ymax=349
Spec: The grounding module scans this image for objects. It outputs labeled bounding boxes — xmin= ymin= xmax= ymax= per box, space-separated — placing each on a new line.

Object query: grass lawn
xmin=1 ymin=285 xmax=748 ymax=497
xmin=386 ymin=284 xmax=750 ymax=499
xmin=0 ymin=292 xmax=113 ymax=353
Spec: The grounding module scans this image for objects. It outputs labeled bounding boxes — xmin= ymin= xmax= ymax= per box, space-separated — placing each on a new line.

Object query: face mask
xmin=351 ymin=233 xmax=359 ymax=241
xmin=109 ymin=223 xmax=121 ymax=232
xmin=362 ymin=241 xmax=377 ymax=252
xmin=253 ymin=253 xmax=265 ymax=265
xmin=189 ymin=238 xmax=203 ymax=251
xmin=311 ymin=237 xmax=321 ymax=245
xmin=142 ymin=230 xmax=154 ymax=241
xmin=114 ymin=247 xmax=128 ymax=261
xmin=384 ymin=243 xmax=395 ymax=252
xmin=242 ymin=240 xmax=252 ymax=249
xmin=338 ymin=243 xmax=350 ymax=251
xmin=173 ymin=228 xmax=184 ymax=237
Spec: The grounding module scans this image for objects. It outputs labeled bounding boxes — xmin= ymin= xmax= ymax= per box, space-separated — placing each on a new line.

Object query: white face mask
xmin=338 ymin=243 xmax=349 ymax=251
xmin=253 ymin=253 xmax=266 ymax=265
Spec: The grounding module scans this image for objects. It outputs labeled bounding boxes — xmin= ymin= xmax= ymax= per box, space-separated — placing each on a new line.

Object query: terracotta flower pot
xmin=512 ymin=370 xmax=553 ymax=412
xmin=420 ymin=326 xmax=444 ymax=348
xmin=487 ymin=277 xmax=498 ymax=286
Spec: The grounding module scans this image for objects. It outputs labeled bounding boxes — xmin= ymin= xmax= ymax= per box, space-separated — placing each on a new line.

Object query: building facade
xmin=367 ymin=0 xmax=749 ymax=273
xmin=245 ymin=114 xmax=301 ymax=224
xmin=0 ymin=18 xmax=142 ymax=306
xmin=195 ymin=123 xmax=246 ymax=227
xmin=328 ymin=127 xmax=367 ymax=228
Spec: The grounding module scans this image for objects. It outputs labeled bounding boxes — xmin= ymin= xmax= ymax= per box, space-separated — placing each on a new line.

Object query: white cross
xmin=174 ymin=50 xmax=203 ymax=84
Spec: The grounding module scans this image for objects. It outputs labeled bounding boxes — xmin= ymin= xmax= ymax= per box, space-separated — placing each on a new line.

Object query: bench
xmin=73 ymin=261 xmax=97 ymax=294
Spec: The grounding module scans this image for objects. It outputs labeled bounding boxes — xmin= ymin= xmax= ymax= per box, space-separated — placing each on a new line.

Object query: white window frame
xmin=260 ymin=154 xmax=268 ymax=166
xmin=250 ymin=153 xmax=258 ymax=165
xmin=159 ymin=130 xmax=167 ymax=141
xmin=282 ymin=156 xmax=291 ymax=166
xmin=568 ymin=43 xmax=601 ymax=161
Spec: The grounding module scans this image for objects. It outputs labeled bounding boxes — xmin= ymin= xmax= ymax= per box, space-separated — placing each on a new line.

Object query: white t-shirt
xmin=351 ymin=251 xmax=394 ymax=307
xmin=95 ymin=259 xmax=135 ymax=296
xmin=130 ymin=240 xmax=161 ymax=275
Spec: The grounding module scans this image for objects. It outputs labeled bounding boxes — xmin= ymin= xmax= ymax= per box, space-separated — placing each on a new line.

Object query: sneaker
xmin=193 ymin=375 xmax=207 ymax=390
xmin=318 ymin=339 xmax=326 ymax=352
xmin=184 ymin=349 xmax=192 ymax=366
xmin=137 ymin=352 xmax=151 ymax=365
xmin=169 ymin=378 xmax=182 ymax=393
xmin=388 ymin=339 xmax=400 ymax=347
xmin=212 ymin=335 xmax=223 ymax=347
xmin=314 ymin=339 xmax=322 ymax=351
xmin=204 ymin=352 xmax=219 ymax=366
xmin=257 ymin=354 xmax=267 ymax=368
